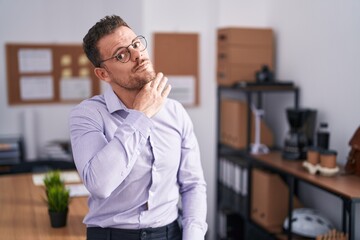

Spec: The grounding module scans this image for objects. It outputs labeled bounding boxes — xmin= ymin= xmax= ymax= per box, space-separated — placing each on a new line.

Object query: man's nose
xmin=129 ymin=47 xmax=141 ymax=62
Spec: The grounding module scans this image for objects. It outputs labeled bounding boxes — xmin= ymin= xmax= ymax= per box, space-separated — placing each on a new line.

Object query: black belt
xmin=87 ymin=220 xmax=181 ymax=240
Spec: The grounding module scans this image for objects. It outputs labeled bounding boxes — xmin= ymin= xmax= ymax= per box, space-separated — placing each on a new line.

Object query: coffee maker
xmin=282 ymin=108 xmax=317 ymax=160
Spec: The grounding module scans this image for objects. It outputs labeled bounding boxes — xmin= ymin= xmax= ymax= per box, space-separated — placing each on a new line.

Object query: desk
xmin=0 ymin=173 xmax=88 ymax=240
xmin=250 ymin=151 xmax=360 ymax=240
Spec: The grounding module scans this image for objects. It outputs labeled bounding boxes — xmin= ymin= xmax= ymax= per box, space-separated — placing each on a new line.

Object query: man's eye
xmin=115 ymin=53 xmax=125 ymax=61
xmin=132 ymin=41 xmax=141 ymax=49
xmin=115 ymin=50 xmax=128 ymax=61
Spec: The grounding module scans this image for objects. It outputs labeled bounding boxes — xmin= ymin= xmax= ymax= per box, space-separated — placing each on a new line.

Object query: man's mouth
xmin=133 ymin=60 xmax=150 ymax=73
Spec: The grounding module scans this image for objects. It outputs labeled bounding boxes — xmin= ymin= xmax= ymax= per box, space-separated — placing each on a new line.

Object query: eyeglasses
xmin=99 ymin=35 xmax=147 ymax=65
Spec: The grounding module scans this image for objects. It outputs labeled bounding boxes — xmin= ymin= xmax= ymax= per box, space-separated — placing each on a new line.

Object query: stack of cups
xmin=305 ymin=123 xmax=338 ymax=176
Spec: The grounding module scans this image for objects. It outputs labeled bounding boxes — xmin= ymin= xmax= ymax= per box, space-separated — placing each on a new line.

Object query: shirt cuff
xmin=124 ymin=109 xmax=154 ymax=137
xmin=182 ymin=226 xmax=205 ymax=240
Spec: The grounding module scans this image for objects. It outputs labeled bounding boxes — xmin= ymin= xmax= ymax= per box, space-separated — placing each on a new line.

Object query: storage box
xmin=220 ymin=98 xmax=274 ymax=149
xmin=217 ymin=63 xmax=261 ymax=85
xmin=217 ymin=27 xmax=274 ymax=86
xmin=217 ymin=28 xmax=273 ymax=47
xmin=251 ymin=168 xmax=302 ymax=229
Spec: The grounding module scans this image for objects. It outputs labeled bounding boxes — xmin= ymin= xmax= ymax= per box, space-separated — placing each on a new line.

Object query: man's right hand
xmin=132 ymin=72 xmax=171 ymax=118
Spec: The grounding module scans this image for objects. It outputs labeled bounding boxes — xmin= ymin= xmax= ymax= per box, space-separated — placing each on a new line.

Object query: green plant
xmin=47 ymin=184 xmax=70 ymax=213
xmin=43 ymin=170 xmax=63 ymax=190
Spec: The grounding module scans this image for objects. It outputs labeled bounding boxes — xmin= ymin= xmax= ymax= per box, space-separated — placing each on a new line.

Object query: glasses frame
xmin=99 ymin=35 xmax=147 ymax=66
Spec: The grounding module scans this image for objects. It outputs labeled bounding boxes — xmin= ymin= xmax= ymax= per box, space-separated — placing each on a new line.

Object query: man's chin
xmin=131 ymin=71 xmax=155 ymax=89
xmin=141 ymin=67 xmax=156 ymax=83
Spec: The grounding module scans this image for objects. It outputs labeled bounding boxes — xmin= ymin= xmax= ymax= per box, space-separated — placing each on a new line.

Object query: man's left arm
xmin=177 ymin=105 xmax=208 ymax=240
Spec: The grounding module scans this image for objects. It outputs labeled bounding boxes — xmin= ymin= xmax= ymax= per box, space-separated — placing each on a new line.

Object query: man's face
xmin=97 ymin=26 xmax=156 ymax=90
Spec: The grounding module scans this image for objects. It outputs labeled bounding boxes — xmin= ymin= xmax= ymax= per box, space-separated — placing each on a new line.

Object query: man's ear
xmin=94 ymin=67 xmax=111 ymax=83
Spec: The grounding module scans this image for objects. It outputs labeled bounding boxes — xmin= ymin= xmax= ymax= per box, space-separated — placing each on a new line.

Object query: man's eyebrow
xmin=110 ymin=37 xmax=138 ymax=56
xmin=111 ymin=46 xmax=126 ymax=57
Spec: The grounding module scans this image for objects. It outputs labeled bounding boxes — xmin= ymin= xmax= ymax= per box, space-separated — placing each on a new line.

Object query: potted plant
xmin=44 ymin=170 xmax=70 ymax=228
xmin=43 ymin=170 xmax=63 ymax=190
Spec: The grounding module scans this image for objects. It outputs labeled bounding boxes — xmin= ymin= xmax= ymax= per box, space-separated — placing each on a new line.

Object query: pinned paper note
xmin=18 ymin=48 xmax=53 ymax=73
xmin=78 ymin=54 xmax=89 ymax=66
xmin=20 ymin=76 xmax=54 ymax=100
xmin=79 ymin=67 xmax=90 ymax=77
xmin=60 ymin=77 xmax=91 ymax=100
xmin=62 ymin=68 xmax=72 ymax=77
xmin=167 ymin=75 xmax=195 ymax=105
xmin=60 ymin=54 xmax=72 ymax=66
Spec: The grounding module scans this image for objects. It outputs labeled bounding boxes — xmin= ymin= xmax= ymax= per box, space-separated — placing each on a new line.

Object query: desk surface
xmin=0 ymin=173 xmax=88 ymax=240
xmin=251 ymin=151 xmax=360 ymax=199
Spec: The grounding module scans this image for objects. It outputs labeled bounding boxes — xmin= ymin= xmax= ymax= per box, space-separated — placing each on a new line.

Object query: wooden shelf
xmin=250 ymin=151 xmax=360 ymax=199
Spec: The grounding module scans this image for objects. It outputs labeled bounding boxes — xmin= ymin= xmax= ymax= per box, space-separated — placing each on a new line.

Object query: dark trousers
xmin=87 ymin=220 xmax=182 ymax=240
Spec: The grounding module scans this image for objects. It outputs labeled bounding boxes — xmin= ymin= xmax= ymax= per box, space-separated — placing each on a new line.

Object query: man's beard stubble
xmin=111 ymin=59 xmax=156 ymax=91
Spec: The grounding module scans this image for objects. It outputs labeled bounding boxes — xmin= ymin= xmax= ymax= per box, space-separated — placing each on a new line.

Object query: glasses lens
xmin=134 ymin=36 xmax=147 ymax=52
xmin=116 ymin=48 xmax=131 ymax=63
xmin=107 ymin=36 xmax=147 ymax=64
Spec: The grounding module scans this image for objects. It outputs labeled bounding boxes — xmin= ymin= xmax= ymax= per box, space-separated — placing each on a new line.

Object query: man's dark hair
xmin=83 ymin=15 xmax=130 ymax=67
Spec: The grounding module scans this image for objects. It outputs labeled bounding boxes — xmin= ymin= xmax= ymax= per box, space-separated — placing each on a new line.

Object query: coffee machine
xmin=282 ymin=108 xmax=317 ymax=160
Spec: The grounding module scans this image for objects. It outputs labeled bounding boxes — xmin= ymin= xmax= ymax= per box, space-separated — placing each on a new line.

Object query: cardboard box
xmin=220 ymin=99 xmax=274 ymax=149
xmin=217 ymin=63 xmax=259 ymax=86
xmin=251 ymin=168 xmax=302 ymax=229
xmin=218 ymin=27 xmax=273 ymax=47
xmin=216 ymin=27 xmax=274 ymax=86
xmin=217 ymin=46 xmax=273 ymax=65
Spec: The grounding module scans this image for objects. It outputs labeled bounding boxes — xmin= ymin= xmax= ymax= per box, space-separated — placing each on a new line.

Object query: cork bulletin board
xmin=6 ymin=43 xmax=100 ymax=105
xmin=153 ymin=33 xmax=199 ymax=106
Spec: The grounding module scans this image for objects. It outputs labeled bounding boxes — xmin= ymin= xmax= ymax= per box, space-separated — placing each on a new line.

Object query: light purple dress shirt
xmin=69 ymin=88 xmax=207 ymax=239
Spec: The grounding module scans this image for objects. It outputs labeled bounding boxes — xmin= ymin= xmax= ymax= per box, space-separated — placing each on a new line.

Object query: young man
xmin=69 ymin=15 xmax=207 ymax=240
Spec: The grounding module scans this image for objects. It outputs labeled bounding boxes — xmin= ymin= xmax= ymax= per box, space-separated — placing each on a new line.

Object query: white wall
xmin=267 ymin=1 xmax=360 ymax=236
xmin=266 ymin=0 xmax=360 ymax=161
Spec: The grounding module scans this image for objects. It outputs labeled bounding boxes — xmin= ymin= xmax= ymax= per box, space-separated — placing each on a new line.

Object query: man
xmin=69 ymin=15 xmax=207 ymax=240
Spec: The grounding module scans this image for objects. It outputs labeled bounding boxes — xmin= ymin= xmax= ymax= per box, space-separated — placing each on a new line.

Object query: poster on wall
xmin=167 ymin=75 xmax=195 ymax=106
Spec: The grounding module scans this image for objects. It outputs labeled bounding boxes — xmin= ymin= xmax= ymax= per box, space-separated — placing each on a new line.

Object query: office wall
xmin=0 ymin=0 xmax=143 ymax=157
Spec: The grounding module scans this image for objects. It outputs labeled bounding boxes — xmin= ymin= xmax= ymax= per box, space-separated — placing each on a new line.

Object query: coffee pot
xmin=282 ymin=108 xmax=317 ymax=160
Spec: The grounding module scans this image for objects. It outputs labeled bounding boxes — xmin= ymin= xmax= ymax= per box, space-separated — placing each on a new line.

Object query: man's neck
xmin=112 ymin=86 xmax=139 ymax=109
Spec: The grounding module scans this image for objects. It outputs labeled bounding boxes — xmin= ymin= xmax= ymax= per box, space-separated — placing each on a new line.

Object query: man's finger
xmin=161 ymin=84 xmax=171 ymax=98
xmin=150 ymin=72 xmax=163 ymax=88
xmin=157 ymin=76 xmax=168 ymax=91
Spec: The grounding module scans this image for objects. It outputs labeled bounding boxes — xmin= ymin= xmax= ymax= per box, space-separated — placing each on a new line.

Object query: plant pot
xmin=48 ymin=208 xmax=68 ymax=228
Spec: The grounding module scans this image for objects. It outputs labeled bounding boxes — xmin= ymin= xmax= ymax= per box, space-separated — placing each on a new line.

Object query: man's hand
xmin=133 ymin=72 xmax=171 ymax=118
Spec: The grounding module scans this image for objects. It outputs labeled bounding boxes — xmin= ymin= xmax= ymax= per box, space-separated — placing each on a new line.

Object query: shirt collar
xmin=104 ymin=87 xmax=128 ymax=113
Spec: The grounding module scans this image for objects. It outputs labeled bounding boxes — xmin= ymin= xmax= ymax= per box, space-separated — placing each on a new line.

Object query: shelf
xmin=249 ymin=151 xmax=360 ymax=199
xmin=218 ymin=143 xmax=247 ymax=156
xmin=218 ymin=182 xmax=248 ymax=217
xmin=216 ymin=84 xmax=358 ymax=240
xmin=219 ymin=82 xmax=298 ymax=93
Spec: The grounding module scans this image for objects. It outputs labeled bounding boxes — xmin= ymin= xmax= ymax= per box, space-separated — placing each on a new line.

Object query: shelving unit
xmin=216 ymin=84 xmax=299 ymax=240
xmin=216 ymin=85 xmax=360 ymax=240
